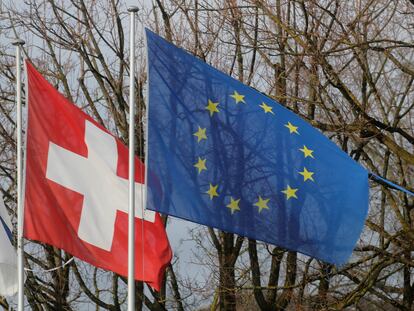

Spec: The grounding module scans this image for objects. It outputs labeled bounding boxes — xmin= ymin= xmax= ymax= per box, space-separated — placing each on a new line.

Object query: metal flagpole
xmin=12 ymin=38 xmax=25 ymax=311
xmin=127 ymin=6 xmax=139 ymax=311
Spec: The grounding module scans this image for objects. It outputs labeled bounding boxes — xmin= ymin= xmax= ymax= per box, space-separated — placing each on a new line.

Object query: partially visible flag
xmin=0 ymin=192 xmax=17 ymax=296
xmin=145 ymin=29 xmax=369 ymax=265
xmin=24 ymin=61 xmax=172 ymax=290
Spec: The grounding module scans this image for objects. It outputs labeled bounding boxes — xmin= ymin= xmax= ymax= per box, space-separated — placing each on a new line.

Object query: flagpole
xmin=127 ymin=6 xmax=138 ymax=311
xmin=12 ymin=38 xmax=25 ymax=311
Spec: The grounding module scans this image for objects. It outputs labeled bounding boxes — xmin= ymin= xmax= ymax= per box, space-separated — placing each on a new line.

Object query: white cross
xmin=46 ymin=120 xmax=155 ymax=251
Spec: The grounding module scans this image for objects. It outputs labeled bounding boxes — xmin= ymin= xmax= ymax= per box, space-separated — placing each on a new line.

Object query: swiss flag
xmin=23 ymin=61 xmax=172 ymax=290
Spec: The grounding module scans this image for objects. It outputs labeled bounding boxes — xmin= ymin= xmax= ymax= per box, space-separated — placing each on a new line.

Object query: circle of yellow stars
xmin=193 ymin=90 xmax=316 ymax=215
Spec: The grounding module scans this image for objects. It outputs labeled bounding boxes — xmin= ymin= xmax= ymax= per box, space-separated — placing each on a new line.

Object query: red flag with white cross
xmin=23 ymin=61 xmax=172 ymax=290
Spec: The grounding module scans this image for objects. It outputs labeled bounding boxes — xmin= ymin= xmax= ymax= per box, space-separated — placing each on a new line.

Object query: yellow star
xmin=226 ymin=197 xmax=240 ymax=214
xmin=299 ymin=167 xmax=314 ymax=182
xmin=285 ymin=122 xmax=299 ymax=134
xmin=254 ymin=196 xmax=270 ymax=213
xmin=193 ymin=127 xmax=207 ymax=142
xmin=230 ymin=91 xmax=245 ymax=104
xmin=281 ymin=185 xmax=298 ymax=200
xmin=299 ymin=145 xmax=315 ymax=158
xmin=194 ymin=157 xmax=207 ymax=174
xmin=206 ymin=99 xmax=219 ymax=116
xmin=206 ymin=183 xmax=219 ymax=200
xmin=259 ymin=102 xmax=274 ymax=114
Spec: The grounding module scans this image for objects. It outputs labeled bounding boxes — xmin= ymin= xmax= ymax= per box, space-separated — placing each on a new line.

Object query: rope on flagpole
xmin=138 ymin=10 xmax=146 ymax=306
xmin=24 ymin=257 xmax=74 ymax=273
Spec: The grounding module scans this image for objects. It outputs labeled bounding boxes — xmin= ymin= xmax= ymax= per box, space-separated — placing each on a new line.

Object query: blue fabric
xmin=145 ymin=29 xmax=369 ymax=265
xmin=0 ymin=216 xmax=12 ymax=243
xmin=369 ymin=173 xmax=414 ymax=197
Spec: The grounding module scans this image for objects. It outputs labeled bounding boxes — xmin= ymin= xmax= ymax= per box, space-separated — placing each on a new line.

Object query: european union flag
xmin=145 ymin=29 xmax=369 ymax=265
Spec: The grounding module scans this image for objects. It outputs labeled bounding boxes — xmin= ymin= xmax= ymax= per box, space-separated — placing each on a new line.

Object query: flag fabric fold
xmin=24 ymin=61 xmax=172 ymax=290
xmin=145 ymin=29 xmax=369 ymax=265
xmin=0 ymin=192 xmax=18 ymax=296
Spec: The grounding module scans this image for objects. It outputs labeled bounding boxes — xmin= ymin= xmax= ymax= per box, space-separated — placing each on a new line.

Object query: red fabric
xmin=23 ymin=61 xmax=172 ymax=290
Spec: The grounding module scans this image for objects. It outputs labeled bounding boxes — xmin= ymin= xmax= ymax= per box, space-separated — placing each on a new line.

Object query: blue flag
xmin=0 ymin=192 xmax=18 ymax=296
xmin=145 ymin=29 xmax=369 ymax=265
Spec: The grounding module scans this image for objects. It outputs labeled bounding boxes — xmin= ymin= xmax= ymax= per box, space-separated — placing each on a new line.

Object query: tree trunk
xmin=218 ymin=232 xmax=237 ymax=311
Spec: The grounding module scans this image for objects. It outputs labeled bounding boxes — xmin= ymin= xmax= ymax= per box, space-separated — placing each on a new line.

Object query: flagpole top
xmin=127 ymin=6 xmax=139 ymax=13
xmin=12 ymin=39 xmax=25 ymax=46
